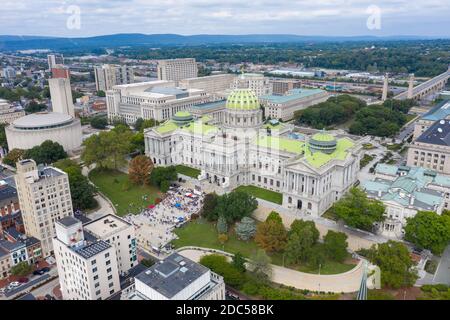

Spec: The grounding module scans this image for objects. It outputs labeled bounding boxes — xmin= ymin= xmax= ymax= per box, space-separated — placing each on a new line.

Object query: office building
xmin=407 ymin=119 xmax=450 ymax=175
xmin=83 ymin=214 xmax=137 ymax=276
xmin=94 ymin=64 xmax=134 ymax=92
xmin=2 ymin=67 xmax=16 ymax=80
xmin=157 ymin=58 xmax=198 ymax=83
xmin=260 ymin=88 xmax=329 ymax=121
xmin=231 ymin=73 xmax=272 ymax=97
xmin=0 ymin=99 xmax=25 ymax=124
xmin=271 ymin=79 xmax=303 ymax=95
xmin=106 ymin=80 xmax=210 ymax=123
xmin=178 ymin=74 xmax=235 ymax=94
xmin=413 ymin=99 xmax=450 ymax=140
xmin=121 ymin=253 xmax=225 ymax=300
xmin=53 ymin=216 xmax=121 ymax=300
xmin=15 ymin=160 xmax=73 ymax=257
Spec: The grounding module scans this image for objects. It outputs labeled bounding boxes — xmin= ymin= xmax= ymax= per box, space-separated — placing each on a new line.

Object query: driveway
xmin=433 ymin=245 xmax=450 ymax=285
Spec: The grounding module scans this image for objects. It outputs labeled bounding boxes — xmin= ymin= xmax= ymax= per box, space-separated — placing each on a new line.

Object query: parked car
xmin=18 ymin=277 xmax=29 ymax=284
xmin=8 ymin=282 xmax=20 ymax=288
xmin=33 ymin=270 xmax=45 ymax=276
xmin=45 ymin=294 xmax=55 ymax=300
xmin=41 ymin=267 xmax=50 ymax=273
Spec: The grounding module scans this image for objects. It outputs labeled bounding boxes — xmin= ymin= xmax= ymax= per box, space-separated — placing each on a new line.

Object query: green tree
xmin=232 ymin=252 xmax=247 ymax=273
xmin=289 ymin=220 xmax=320 ymax=244
xmin=90 ymin=116 xmax=108 ymax=129
xmin=23 ymin=140 xmax=67 ymax=165
xmin=10 ymin=261 xmax=32 ymax=277
xmin=404 ymin=211 xmax=450 ymax=254
xmin=149 ymin=166 xmax=177 ymax=188
xmin=285 ymin=227 xmax=316 ymax=264
xmin=96 ymin=90 xmax=106 ymax=97
xmin=0 ymin=123 xmax=7 ymax=149
xmin=202 ymin=192 xmax=219 ymax=221
xmin=323 ymin=230 xmax=348 ymax=262
xmin=216 ymin=215 xmax=228 ymax=234
xmin=160 ymin=180 xmax=171 ymax=193
xmin=200 ymin=254 xmax=246 ymax=288
xmin=25 ymin=100 xmax=47 ymax=113
xmin=249 ymin=249 xmax=272 ymax=282
xmin=331 ymin=187 xmax=385 ymax=231
xmin=2 ymin=148 xmax=24 ymax=167
xmin=366 ymin=241 xmax=418 ymax=289
xmin=266 ymin=211 xmax=283 ymax=224
xmin=255 ymin=219 xmax=287 ymax=253
xmin=213 ymin=191 xmax=258 ymax=223
xmin=308 ymin=244 xmax=328 ymax=269
xmin=235 ymin=217 xmax=257 ymax=241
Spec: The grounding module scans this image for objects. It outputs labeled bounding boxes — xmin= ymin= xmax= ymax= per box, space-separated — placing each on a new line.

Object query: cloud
xmin=0 ymin=0 xmax=449 ymax=37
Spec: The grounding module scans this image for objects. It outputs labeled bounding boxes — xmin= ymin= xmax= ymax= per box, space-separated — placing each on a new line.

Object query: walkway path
xmin=178 ymin=247 xmax=364 ymax=293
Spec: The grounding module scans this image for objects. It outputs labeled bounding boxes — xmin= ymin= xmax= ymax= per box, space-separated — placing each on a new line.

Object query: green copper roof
xmin=155 ymin=120 xmax=179 ymax=134
xmin=174 ymin=111 xmax=192 ymax=118
xmin=311 ymin=132 xmax=336 ymax=142
xmin=181 ymin=121 xmax=218 ymax=135
xmin=256 ymin=136 xmax=303 ymax=154
xmin=226 ymin=89 xmax=260 ymax=111
xmin=305 ymin=137 xmax=354 ymax=168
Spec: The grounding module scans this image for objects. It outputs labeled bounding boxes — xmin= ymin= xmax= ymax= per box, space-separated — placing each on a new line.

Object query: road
xmin=29 ymin=277 xmax=60 ymax=299
xmin=433 ymin=245 xmax=450 ymax=285
xmin=396 ymin=121 xmax=415 ymax=141
xmin=2 ymin=274 xmax=50 ymax=299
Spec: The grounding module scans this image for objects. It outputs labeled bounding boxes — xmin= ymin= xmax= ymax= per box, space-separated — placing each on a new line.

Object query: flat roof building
xmin=157 ymin=58 xmax=198 ymax=84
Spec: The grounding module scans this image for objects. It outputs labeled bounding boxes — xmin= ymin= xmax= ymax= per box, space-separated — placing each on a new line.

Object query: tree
xmin=90 ymin=116 xmax=108 ymax=129
xmin=213 ymin=191 xmax=258 ymax=223
xmin=2 ymin=148 xmax=24 ymax=167
xmin=202 ymin=192 xmax=219 ymax=221
xmin=366 ymin=241 xmax=418 ymax=289
xmin=149 ymin=166 xmax=177 ymax=189
xmin=255 ymin=219 xmax=287 ymax=253
xmin=232 ymin=252 xmax=246 ymax=273
xmin=218 ymin=233 xmax=228 ymax=245
xmin=199 ymin=254 xmax=246 ymax=288
xmin=285 ymin=227 xmax=316 ymax=264
xmin=10 ymin=261 xmax=32 ymax=277
xmin=160 ymin=180 xmax=171 ymax=193
xmin=82 ymin=129 xmax=132 ymax=170
xmin=308 ymin=244 xmax=327 ymax=269
xmin=217 ymin=215 xmax=228 ymax=234
xmin=331 ymin=187 xmax=385 ymax=231
xmin=128 ymin=155 xmax=154 ymax=186
xmin=323 ymin=231 xmax=348 ymax=262
xmin=23 ymin=140 xmax=67 ymax=165
xmin=289 ymin=220 xmax=320 ymax=244
xmin=235 ymin=217 xmax=257 ymax=241
xmin=266 ymin=211 xmax=283 ymax=224
xmin=0 ymin=123 xmax=8 ymax=149
xmin=404 ymin=211 xmax=450 ymax=254
xmin=134 ymin=117 xmax=159 ymax=132
xmin=54 ymin=159 xmax=97 ymax=210
xmin=130 ymin=132 xmax=145 ymax=154
xmin=249 ymin=249 xmax=272 ymax=282
xmin=96 ymin=90 xmax=106 ymax=97
xmin=25 ymin=100 xmax=47 ymax=113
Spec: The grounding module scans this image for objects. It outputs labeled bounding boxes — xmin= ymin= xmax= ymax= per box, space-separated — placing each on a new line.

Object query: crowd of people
xmin=124 ymin=185 xmax=204 ymax=252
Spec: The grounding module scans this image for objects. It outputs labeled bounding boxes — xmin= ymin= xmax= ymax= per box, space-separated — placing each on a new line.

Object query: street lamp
xmin=319 ymin=263 xmax=321 ymax=275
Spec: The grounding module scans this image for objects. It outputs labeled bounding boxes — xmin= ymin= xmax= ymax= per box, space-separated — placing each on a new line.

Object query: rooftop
xmin=260 ymin=88 xmax=326 ymax=104
xmin=84 ymin=214 xmax=131 ymax=239
xmin=12 ymin=112 xmax=74 ymax=129
xmin=420 ymin=99 xmax=450 ymax=121
xmin=75 ymin=240 xmax=111 ymax=260
xmin=256 ymin=135 xmax=303 ymax=155
xmin=416 ymin=119 xmax=450 ymax=146
xmin=135 ymin=253 xmax=209 ymax=299
xmin=226 ymin=89 xmax=260 ymax=111
xmin=191 ymin=100 xmax=226 ymax=110
xmin=57 ymin=216 xmax=81 ymax=228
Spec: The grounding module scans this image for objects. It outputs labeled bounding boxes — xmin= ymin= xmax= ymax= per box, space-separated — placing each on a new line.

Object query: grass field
xmin=175 ymin=165 xmax=201 ymax=178
xmin=173 ymin=219 xmax=356 ymax=275
xmin=234 ymin=185 xmax=283 ymax=205
xmin=89 ymin=168 xmax=162 ymax=216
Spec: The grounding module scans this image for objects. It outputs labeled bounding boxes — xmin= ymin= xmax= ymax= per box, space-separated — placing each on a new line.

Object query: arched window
xmin=288 ymin=197 xmax=292 ymax=204
xmin=307 ymin=202 xmax=312 ymax=210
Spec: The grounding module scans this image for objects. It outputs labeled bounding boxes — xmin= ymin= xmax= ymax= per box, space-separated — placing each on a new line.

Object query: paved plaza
xmin=123 ymin=185 xmax=204 ymax=253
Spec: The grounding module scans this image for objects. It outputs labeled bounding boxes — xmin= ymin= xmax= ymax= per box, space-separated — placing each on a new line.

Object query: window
xmin=109 ymin=282 xmax=114 ymax=288
xmin=108 ymin=275 xmax=113 ymax=280
xmin=91 ymin=259 xmax=96 ymax=265
xmin=107 ymin=268 xmax=112 ymax=273
xmin=105 ymin=253 xmax=110 ymax=258
xmin=93 ymin=275 xmax=98 ymax=280
xmin=92 ymin=267 xmax=98 ymax=273
xmin=96 ymin=290 xmax=101 ymax=295
xmin=106 ymin=260 xmax=111 ymax=266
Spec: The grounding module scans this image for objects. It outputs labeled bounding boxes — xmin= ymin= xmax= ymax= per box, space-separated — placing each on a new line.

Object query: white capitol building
xmin=145 ymin=88 xmax=367 ymax=217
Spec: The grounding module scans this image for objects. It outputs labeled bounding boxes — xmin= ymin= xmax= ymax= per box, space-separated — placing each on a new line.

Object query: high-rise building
xmin=47 ymin=54 xmax=64 ymax=70
xmin=94 ymin=64 xmax=134 ymax=92
xmin=83 ymin=214 xmax=137 ymax=276
xmin=157 ymin=58 xmax=198 ymax=83
xmin=271 ymin=79 xmax=302 ymax=95
xmin=53 ymin=216 xmax=121 ymax=300
xmin=15 ymin=159 xmax=73 ymax=257
xmin=178 ymin=74 xmax=235 ymax=94
xmin=49 ymin=65 xmax=74 ymax=117
xmin=2 ymin=67 xmax=16 ymax=80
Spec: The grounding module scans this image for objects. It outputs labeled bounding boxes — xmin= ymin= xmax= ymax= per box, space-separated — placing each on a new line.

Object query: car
xmin=9 ymin=282 xmax=20 ymax=288
xmin=33 ymin=270 xmax=45 ymax=276
xmin=41 ymin=267 xmax=50 ymax=273
xmin=44 ymin=294 xmax=55 ymax=300
xmin=18 ymin=277 xmax=29 ymax=284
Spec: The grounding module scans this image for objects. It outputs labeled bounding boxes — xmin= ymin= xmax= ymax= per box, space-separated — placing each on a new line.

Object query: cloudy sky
xmin=1 ymin=0 xmax=449 ymax=37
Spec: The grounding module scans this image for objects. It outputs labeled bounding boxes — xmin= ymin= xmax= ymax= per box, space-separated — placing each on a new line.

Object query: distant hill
xmin=0 ymin=33 xmax=441 ymax=52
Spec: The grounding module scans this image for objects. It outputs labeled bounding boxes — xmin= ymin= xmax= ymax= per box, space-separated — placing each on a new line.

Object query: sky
xmin=1 ymin=0 xmax=450 ymax=38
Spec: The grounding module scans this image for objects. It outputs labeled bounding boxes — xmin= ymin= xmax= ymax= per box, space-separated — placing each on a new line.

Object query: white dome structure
xmin=6 ymin=112 xmax=82 ymax=151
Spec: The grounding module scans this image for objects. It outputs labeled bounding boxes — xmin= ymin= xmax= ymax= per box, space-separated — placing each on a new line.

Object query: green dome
xmin=311 ymin=132 xmax=335 ymax=142
xmin=172 ymin=111 xmax=193 ymax=125
xmin=226 ymin=89 xmax=260 ymax=111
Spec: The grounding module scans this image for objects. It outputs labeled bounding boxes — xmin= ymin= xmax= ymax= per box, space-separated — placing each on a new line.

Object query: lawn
xmin=173 ymin=219 xmax=356 ymax=275
xmin=234 ymin=185 xmax=283 ymax=205
xmin=89 ymin=168 xmax=162 ymax=216
xmin=175 ymin=165 xmax=201 ymax=178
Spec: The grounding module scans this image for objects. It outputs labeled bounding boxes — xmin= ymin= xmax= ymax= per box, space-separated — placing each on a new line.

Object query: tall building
xmin=121 ymin=253 xmax=225 ymax=300
xmin=94 ymin=64 xmax=134 ymax=92
xmin=49 ymin=65 xmax=74 ymax=117
xmin=381 ymin=73 xmax=389 ymax=101
xmin=412 ymin=99 xmax=450 ymax=140
xmin=157 ymin=58 xmax=198 ymax=83
xmin=271 ymin=79 xmax=302 ymax=95
xmin=53 ymin=216 xmax=121 ymax=300
xmin=407 ymin=73 xmax=415 ymax=99
xmin=2 ymin=67 xmax=16 ymax=80
xmin=83 ymin=214 xmax=137 ymax=276
xmin=15 ymin=159 xmax=73 ymax=257
xmin=231 ymin=73 xmax=272 ymax=97
xmin=47 ymin=54 xmax=64 ymax=70
xmin=178 ymin=74 xmax=235 ymax=94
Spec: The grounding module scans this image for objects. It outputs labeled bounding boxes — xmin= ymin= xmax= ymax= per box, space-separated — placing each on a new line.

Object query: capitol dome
xmin=226 ymin=89 xmax=260 ymax=111
xmin=172 ymin=111 xmax=193 ymax=125
xmin=309 ymin=132 xmax=337 ymax=154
